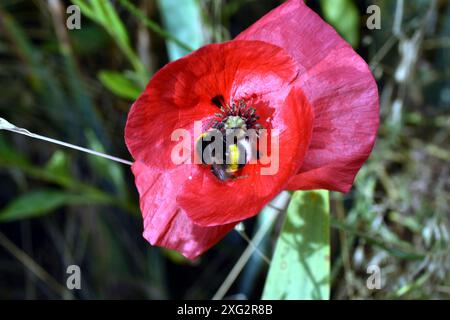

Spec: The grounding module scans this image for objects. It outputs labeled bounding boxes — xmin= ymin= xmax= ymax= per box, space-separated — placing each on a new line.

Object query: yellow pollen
xmin=226 ymin=144 xmax=240 ymax=173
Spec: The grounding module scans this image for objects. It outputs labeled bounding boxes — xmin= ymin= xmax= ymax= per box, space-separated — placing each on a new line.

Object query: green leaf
xmin=71 ymin=0 xmax=96 ymax=21
xmin=320 ymin=0 xmax=360 ymax=48
xmin=97 ymin=0 xmax=130 ymax=49
xmin=45 ymin=150 xmax=70 ymax=177
xmin=156 ymin=0 xmax=205 ymax=61
xmin=262 ymin=190 xmax=330 ymax=300
xmin=98 ymin=70 xmax=141 ymax=100
xmin=72 ymin=0 xmax=145 ymax=75
xmin=73 ymin=0 xmax=130 ymax=48
xmin=0 ymin=190 xmax=87 ymax=222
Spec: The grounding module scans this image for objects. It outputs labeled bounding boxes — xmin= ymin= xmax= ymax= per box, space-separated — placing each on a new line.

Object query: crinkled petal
xmin=126 ymin=40 xmax=313 ymax=228
xmin=125 ymin=40 xmax=299 ymax=169
xmin=133 ymin=161 xmax=237 ymax=260
xmin=237 ymin=0 xmax=379 ymax=192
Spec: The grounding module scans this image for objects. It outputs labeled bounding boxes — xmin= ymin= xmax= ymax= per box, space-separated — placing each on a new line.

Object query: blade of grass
xmin=48 ymin=0 xmax=108 ymax=145
xmin=98 ymin=70 xmax=141 ymax=100
xmin=262 ymin=190 xmax=330 ymax=300
xmin=71 ymin=0 xmax=145 ymax=76
xmin=0 ymin=134 xmax=138 ymax=215
xmin=0 ymin=189 xmax=109 ymax=222
xmin=156 ymin=0 xmax=204 ymax=60
xmin=330 ymin=218 xmax=426 ymax=260
xmin=212 ymin=191 xmax=291 ymax=300
xmin=118 ymin=0 xmax=193 ymax=54
xmin=0 ymin=231 xmax=71 ymax=298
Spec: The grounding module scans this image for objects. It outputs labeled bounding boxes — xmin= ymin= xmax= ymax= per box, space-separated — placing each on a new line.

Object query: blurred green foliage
xmin=320 ymin=0 xmax=360 ymax=47
xmin=0 ymin=0 xmax=449 ymax=300
xmin=156 ymin=0 xmax=204 ymax=60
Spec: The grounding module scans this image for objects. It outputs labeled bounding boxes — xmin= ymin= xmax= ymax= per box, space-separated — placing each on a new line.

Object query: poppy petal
xmin=133 ymin=161 xmax=237 ymax=260
xmin=125 ymin=40 xmax=299 ymax=170
xmin=237 ymin=0 xmax=379 ymax=192
xmin=178 ymin=88 xmax=314 ymax=227
xmin=125 ymin=40 xmax=305 ymax=255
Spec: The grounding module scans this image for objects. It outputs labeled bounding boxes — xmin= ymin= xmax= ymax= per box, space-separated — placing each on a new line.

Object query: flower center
xmin=196 ymin=99 xmax=263 ymax=182
xmin=210 ymin=99 xmax=262 ymax=132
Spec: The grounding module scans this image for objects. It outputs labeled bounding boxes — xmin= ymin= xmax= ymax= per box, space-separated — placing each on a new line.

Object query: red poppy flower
xmin=125 ymin=0 xmax=379 ymax=259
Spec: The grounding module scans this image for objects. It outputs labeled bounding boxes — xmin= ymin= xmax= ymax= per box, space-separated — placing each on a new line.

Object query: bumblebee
xmin=196 ymin=99 xmax=263 ymax=181
xmin=196 ymin=129 xmax=252 ymax=181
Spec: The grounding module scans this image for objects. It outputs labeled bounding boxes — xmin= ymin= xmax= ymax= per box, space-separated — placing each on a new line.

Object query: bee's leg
xmin=211 ymin=164 xmax=231 ymax=181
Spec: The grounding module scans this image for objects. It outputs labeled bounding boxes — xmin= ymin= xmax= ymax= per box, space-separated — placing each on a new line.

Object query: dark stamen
xmin=211 ymin=95 xmax=225 ymax=108
xmin=209 ymin=98 xmax=264 ymax=134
